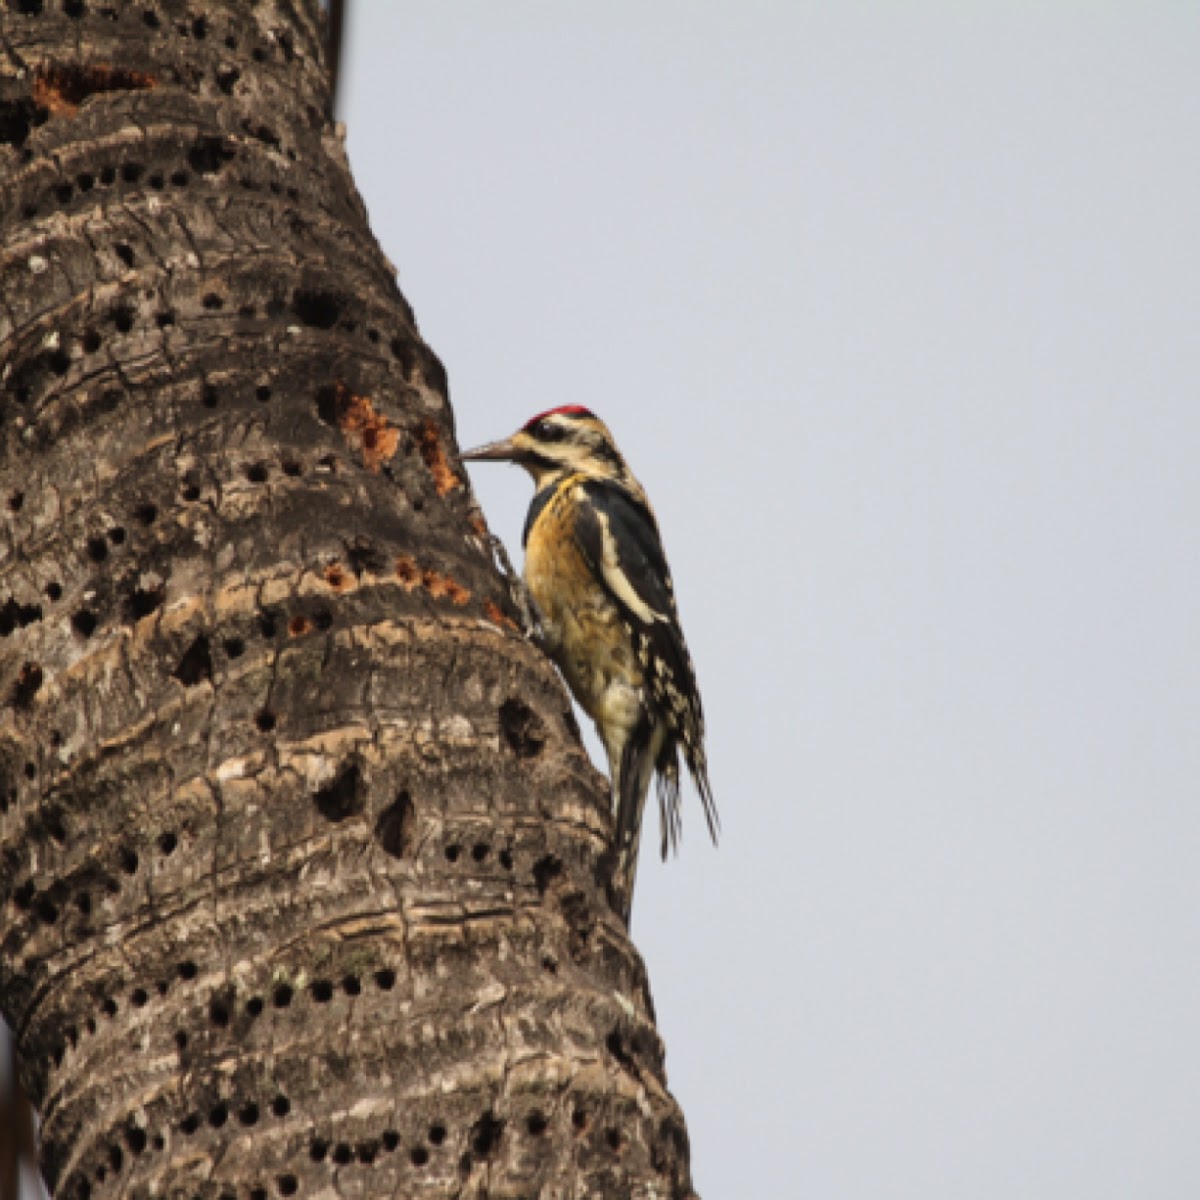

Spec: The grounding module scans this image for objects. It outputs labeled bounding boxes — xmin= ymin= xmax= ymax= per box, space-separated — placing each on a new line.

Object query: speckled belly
xmin=524 ymin=499 xmax=644 ymax=756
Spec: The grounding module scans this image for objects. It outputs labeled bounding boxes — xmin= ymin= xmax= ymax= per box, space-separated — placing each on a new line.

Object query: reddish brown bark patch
xmin=323 ymin=563 xmax=350 ymax=593
xmin=483 ymin=601 xmax=517 ymax=631
xmin=416 ymin=419 xmax=461 ymax=496
xmin=424 ymin=570 xmax=470 ymax=606
xmin=394 ymin=556 xmax=470 ymax=606
xmin=315 ymin=382 xmax=399 ymax=473
xmin=32 ymin=64 xmax=157 ymax=117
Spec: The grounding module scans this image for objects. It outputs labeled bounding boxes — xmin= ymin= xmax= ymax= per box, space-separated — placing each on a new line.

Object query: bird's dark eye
xmin=529 ymin=419 xmax=567 ymax=443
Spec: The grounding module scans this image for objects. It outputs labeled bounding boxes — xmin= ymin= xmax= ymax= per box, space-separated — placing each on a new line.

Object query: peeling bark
xmin=0 ymin=3 xmax=697 ymax=1197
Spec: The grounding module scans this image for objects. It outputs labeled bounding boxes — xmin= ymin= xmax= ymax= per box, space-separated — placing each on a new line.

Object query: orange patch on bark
xmin=288 ymin=616 xmax=312 ymax=637
xmin=483 ymin=600 xmax=517 ymax=631
xmin=394 ymin=555 xmax=470 ymax=606
xmin=324 ymin=563 xmax=350 ymax=592
xmin=322 ymin=381 xmax=399 ymax=472
xmin=424 ymin=569 xmax=470 ymax=606
xmin=468 ymin=511 xmax=489 ymax=539
xmin=417 ymin=419 xmax=461 ymax=496
xmin=32 ymin=64 xmax=157 ymax=116
xmin=395 ymin=556 xmax=419 ymax=588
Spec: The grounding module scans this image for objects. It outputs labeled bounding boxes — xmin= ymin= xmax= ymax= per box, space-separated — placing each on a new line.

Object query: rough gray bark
xmin=0 ymin=3 xmax=697 ymax=1197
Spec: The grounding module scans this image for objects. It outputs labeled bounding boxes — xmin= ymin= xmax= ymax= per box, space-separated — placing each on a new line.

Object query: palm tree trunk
xmin=0 ymin=3 xmax=698 ymax=1197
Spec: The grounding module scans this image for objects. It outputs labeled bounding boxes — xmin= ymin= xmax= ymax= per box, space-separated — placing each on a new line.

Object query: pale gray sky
xmin=343 ymin=3 xmax=1200 ymax=1197
xmin=16 ymin=4 xmax=1198 ymax=1199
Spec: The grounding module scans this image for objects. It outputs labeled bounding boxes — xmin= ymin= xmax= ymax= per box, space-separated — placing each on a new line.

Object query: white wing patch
xmin=595 ymin=508 xmax=669 ymax=625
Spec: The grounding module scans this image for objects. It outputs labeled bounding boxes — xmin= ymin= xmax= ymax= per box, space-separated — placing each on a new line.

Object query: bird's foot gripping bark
xmin=486 ymin=529 xmax=547 ymax=646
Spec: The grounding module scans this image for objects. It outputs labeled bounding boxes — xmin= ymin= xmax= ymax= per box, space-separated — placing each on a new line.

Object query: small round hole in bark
xmin=375 ymin=968 xmax=396 ymax=991
xmin=55 ymin=183 xmax=73 ymax=204
xmin=429 ymin=1124 xmax=446 ymax=1145
xmin=526 ymin=1112 xmax=548 ymax=1137
xmin=255 ymin=710 xmax=276 ymax=733
xmin=173 ymin=635 xmax=212 ymax=686
xmin=148 ymin=173 xmax=164 ymax=190
xmin=86 ymin=535 xmax=108 ymax=562
xmin=133 ymin=502 xmax=157 ymax=524
xmin=238 ymin=1103 xmax=259 ymax=1126
xmin=332 ymin=1144 xmax=352 ymax=1165
xmin=126 ymin=1127 xmax=146 ymax=1155
xmin=45 ymin=581 xmax=62 ymax=601
xmin=310 ymin=1139 xmax=328 ymax=1162
xmin=499 ymin=699 xmax=547 ymax=759
xmin=181 ymin=483 xmax=200 ymax=502
xmin=499 ymin=849 xmax=514 ymax=870
xmin=118 ymin=846 xmax=138 ymax=874
xmin=72 ymin=609 xmax=98 ymax=638
xmin=209 ymin=999 xmax=229 ymax=1027
xmin=100 ymin=165 xmax=115 ymax=184
xmin=357 ymin=1142 xmax=378 ymax=1164
xmin=410 ymin=1147 xmax=429 ymax=1167
xmin=314 ymin=763 xmax=361 ymax=822
xmin=374 ymin=791 xmax=413 ymax=859
xmin=77 ymin=172 xmax=94 ymax=192
xmin=342 ymin=975 xmax=361 ymax=997
xmin=444 ymin=844 xmax=460 ymax=863
xmin=272 ymin=984 xmax=292 ymax=1007
xmin=108 ymin=526 xmax=125 ymax=545
xmin=202 ymin=292 xmax=223 ymax=310
xmin=158 ymin=831 xmax=177 ymax=855
xmin=101 ymin=997 xmax=116 ymax=1017
xmin=108 ymin=1145 xmax=123 ymax=1172
xmin=113 ymin=306 xmax=134 ymax=333
xmin=282 ymin=459 xmax=301 ymax=477
xmin=127 ymin=583 xmax=164 ymax=621
xmin=170 ymin=170 xmax=188 ymax=187
xmin=271 ymin=1094 xmax=290 ymax=1118
xmin=255 ymin=385 xmax=271 ymax=402
xmin=177 ymin=961 xmax=197 ymax=980
xmin=224 ymin=637 xmax=245 ymax=658
xmin=121 ymin=163 xmax=142 ymax=183
xmin=208 ymin=1102 xmax=228 ymax=1128
xmin=142 ymin=9 xmax=159 ymax=27
xmin=311 ymin=980 xmax=333 ymax=1004
xmin=201 ymin=386 xmax=218 ymax=408
xmin=82 ymin=330 xmax=101 ymax=353
xmin=258 ymin=613 xmax=277 ymax=638
xmin=605 ymin=1128 xmax=622 ymax=1151
xmin=114 ymin=243 xmax=134 ymax=266
xmin=246 ymin=462 xmax=268 ymax=483
xmin=130 ymin=988 xmax=147 ymax=1008
xmin=156 ymin=310 xmax=175 ymax=328
xmin=246 ymin=996 xmax=263 ymax=1016
xmin=179 ymin=1114 xmax=199 ymax=1135
xmin=76 ymin=893 xmax=92 ymax=916
xmin=7 ymin=491 xmax=23 ymax=512
xmin=382 ymin=1130 xmax=399 ymax=1151
xmin=472 ymin=843 xmax=489 ymax=863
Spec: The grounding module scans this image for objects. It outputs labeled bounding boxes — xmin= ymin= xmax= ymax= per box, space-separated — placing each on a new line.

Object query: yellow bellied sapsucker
xmin=461 ymin=406 xmax=717 ymax=922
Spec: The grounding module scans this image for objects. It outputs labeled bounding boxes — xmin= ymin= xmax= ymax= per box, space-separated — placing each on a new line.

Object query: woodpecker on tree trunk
xmin=461 ymin=406 xmax=718 ymax=922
